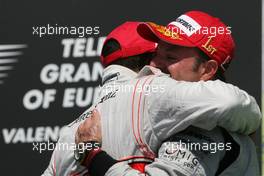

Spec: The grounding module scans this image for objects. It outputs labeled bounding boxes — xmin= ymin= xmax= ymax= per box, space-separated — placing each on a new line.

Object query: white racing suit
xmin=42 ymin=65 xmax=261 ymax=176
xmin=104 ymin=127 xmax=259 ymax=176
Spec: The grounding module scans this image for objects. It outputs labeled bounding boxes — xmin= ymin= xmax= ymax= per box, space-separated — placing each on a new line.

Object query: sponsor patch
xmin=170 ymin=15 xmax=201 ymax=36
xmin=159 ymin=142 xmax=205 ymax=175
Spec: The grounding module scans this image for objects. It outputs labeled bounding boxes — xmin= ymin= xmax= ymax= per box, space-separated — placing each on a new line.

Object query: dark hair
xmin=101 ymin=39 xmax=153 ymax=72
xmin=194 ymin=48 xmax=226 ymax=82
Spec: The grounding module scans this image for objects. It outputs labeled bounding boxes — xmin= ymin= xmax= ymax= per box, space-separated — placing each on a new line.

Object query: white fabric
xmin=42 ymin=65 xmax=261 ymax=176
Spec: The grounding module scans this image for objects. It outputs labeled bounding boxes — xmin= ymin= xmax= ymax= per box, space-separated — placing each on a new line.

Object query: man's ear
xmin=200 ymin=60 xmax=218 ymax=81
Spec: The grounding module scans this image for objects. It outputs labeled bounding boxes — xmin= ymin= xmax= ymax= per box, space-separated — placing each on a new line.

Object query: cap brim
xmin=137 ymin=22 xmax=196 ymax=47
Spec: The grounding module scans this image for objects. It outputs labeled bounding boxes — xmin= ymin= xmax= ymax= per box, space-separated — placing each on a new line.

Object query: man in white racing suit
xmin=43 ymin=16 xmax=261 ymax=176
xmin=73 ymin=11 xmax=261 ymax=176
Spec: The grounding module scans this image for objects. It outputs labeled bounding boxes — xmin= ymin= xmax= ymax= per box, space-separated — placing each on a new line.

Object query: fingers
xmin=75 ymin=108 xmax=102 ymax=144
xmin=91 ymin=109 xmax=100 ymax=120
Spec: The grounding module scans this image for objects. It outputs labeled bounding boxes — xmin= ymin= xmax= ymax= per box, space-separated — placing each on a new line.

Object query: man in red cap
xmin=73 ymin=13 xmax=260 ymax=175
xmin=42 ymin=21 xmax=157 ymax=176
xmin=73 ymin=12 xmax=261 ymax=176
xmin=43 ymin=17 xmax=261 ymax=176
xmin=137 ymin=10 xmax=234 ymax=82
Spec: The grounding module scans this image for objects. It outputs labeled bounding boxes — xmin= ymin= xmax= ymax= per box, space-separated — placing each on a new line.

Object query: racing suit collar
xmin=102 ymin=65 xmax=166 ymax=85
xmin=136 ymin=66 xmax=164 ymax=78
xmin=102 ymin=65 xmax=137 ymax=85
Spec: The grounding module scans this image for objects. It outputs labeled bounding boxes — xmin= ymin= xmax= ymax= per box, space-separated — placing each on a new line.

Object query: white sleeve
xmin=147 ymin=77 xmax=261 ymax=141
xmin=105 ymin=160 xmax=185 ymax=176
xmin=42 ymin=149 xmax=56 ymax=176
xmin=42 ymin=125 xmax=81 ymax=176
xmin=105 ymin=156 xmax=205 ymax=176
xmin=104 ymin=158 xmax=187 ymax=176
xmin=105 ymin=127 xmax=225 ymax=176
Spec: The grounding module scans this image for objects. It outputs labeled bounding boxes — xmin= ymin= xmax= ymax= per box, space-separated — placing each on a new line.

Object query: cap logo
xmin=148 ymin=22 xmax=182 ymax=40
xmin=201 ymin=36 xmax=217 ymax=55
xmin=170 ymin=15 xmax=201 ymax=36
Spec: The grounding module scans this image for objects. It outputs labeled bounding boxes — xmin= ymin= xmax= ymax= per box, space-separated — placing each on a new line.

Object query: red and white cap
xmin=101 ymin=21 xmax=157 ymax=66
xmin=137 ymin=11 xmax=235 ymax=72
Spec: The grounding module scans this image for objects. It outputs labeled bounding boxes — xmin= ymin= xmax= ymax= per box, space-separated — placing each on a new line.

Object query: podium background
xmin=0 ymin=0 xmax=261 ymax=175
